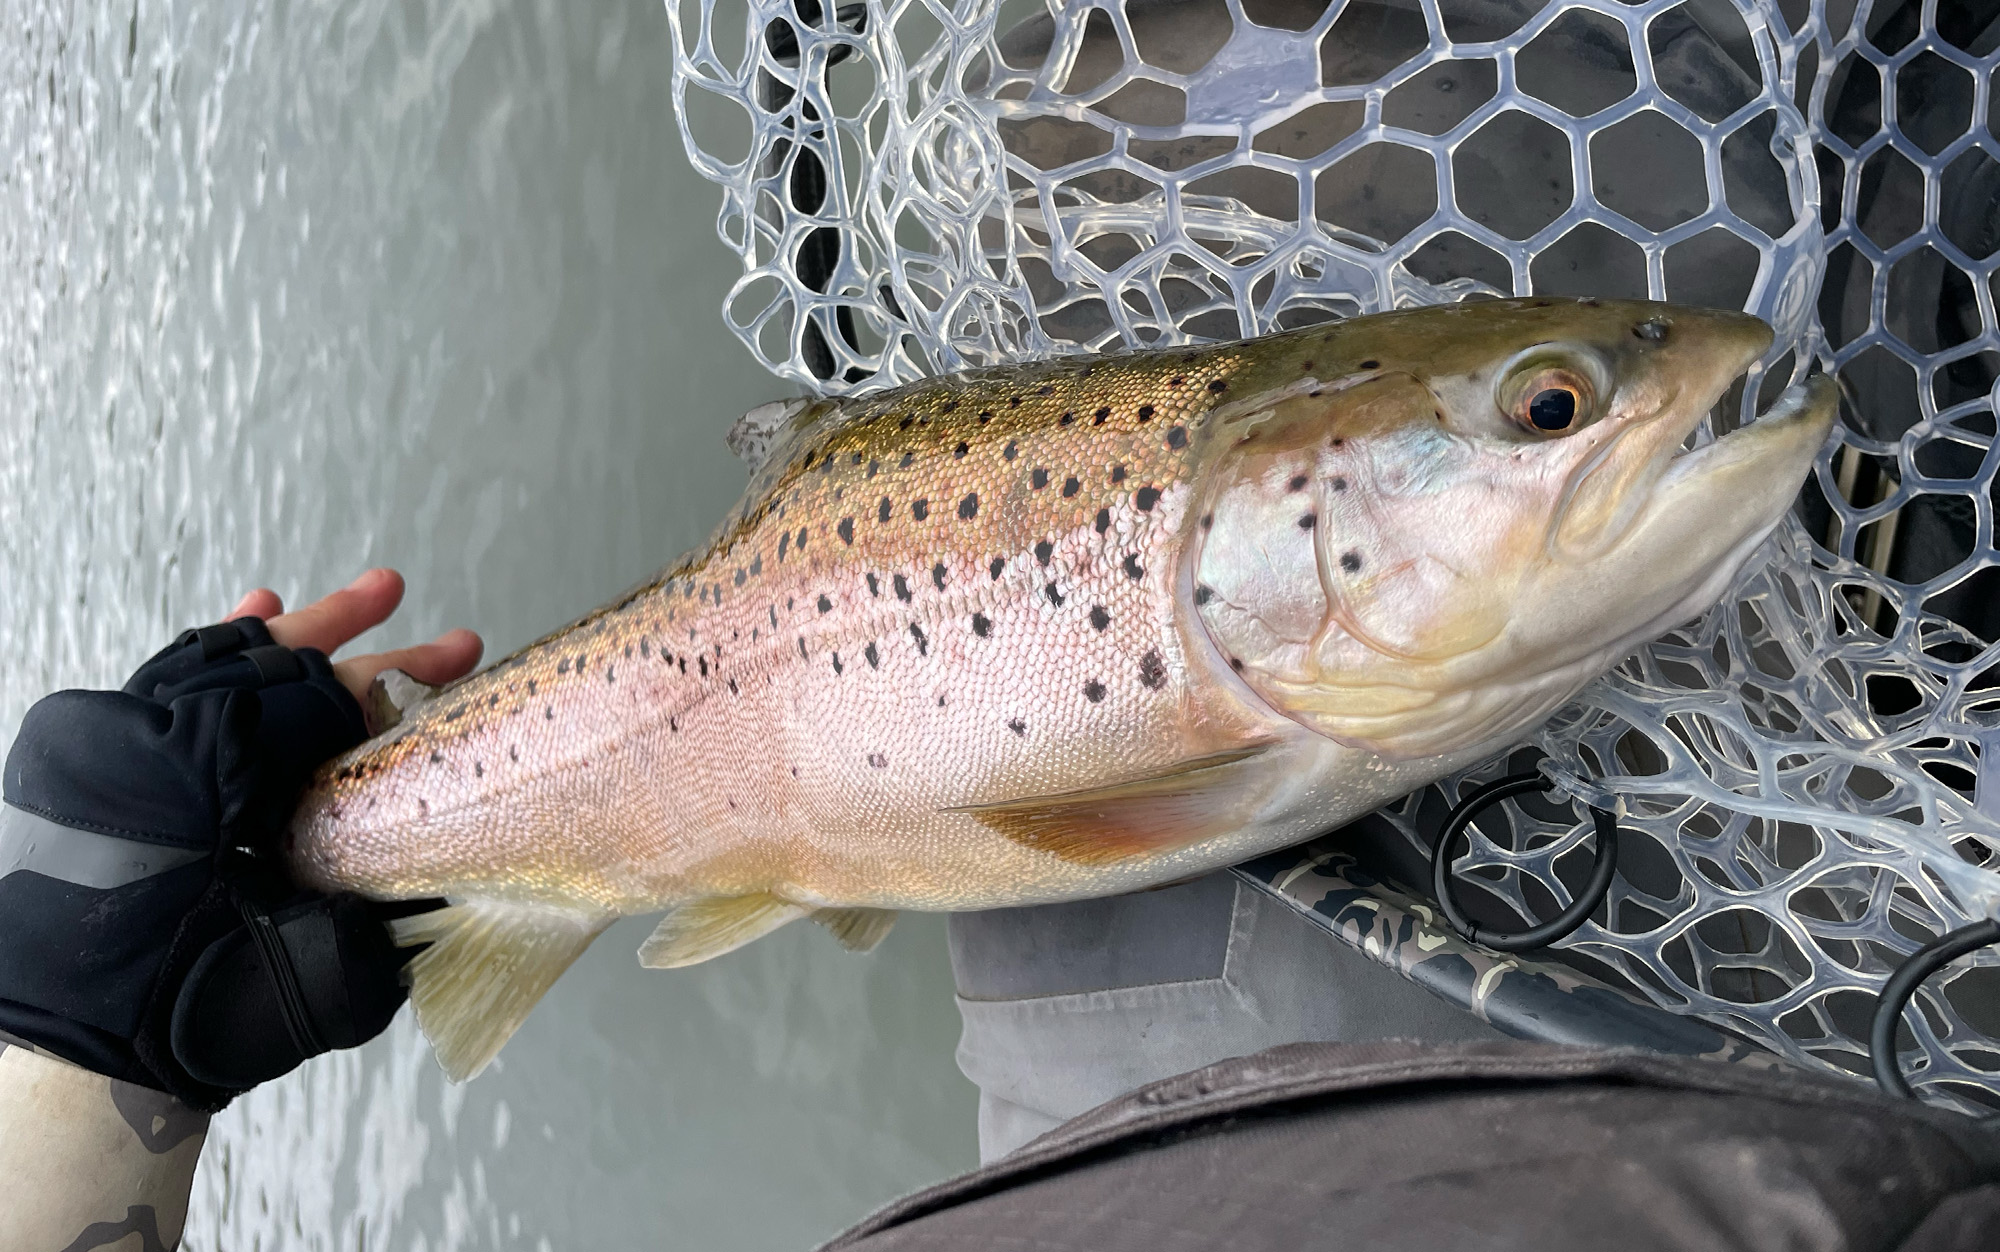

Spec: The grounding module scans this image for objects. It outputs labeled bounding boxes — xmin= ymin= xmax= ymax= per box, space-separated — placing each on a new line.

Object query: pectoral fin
xmin=947 ymin=746 xmax=1274 ymax=866
xmin=638 ymin=893 xmax=810 ymax=968
xmin=811 ymin=907 xmax=898 ymax=952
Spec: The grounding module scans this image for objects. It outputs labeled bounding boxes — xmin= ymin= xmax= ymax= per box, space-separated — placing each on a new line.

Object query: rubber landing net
xmin=667 ymin=0 xmax=2000 ymax=1107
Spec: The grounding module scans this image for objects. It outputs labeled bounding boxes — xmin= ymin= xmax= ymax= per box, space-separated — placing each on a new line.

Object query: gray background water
xmin=0 ymin=0 xmax=979 ymax=1246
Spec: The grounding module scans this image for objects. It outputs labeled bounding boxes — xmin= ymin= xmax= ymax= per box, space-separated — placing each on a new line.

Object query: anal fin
xmin=638 ymin=893 xmax=808 ymax=968
xmin=811 ymin=907 xmax=898 ymax=953
xmin=947 ymin=746 xmax=1274 ymax=867
xmin=391 ymin=899 xmax=611 ymax=1082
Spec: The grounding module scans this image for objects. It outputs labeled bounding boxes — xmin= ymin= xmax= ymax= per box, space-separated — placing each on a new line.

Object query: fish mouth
xmin=1659 ymin=371 xmax=1840 ymax=492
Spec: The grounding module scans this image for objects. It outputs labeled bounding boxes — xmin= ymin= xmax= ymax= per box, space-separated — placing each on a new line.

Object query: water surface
xmin=0 ymin=0 xmax=978 ymax=1245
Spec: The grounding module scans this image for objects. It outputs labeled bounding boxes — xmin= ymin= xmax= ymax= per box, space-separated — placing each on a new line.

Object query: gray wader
xmin=948 ymin=870 xmax=1504 ymax=1160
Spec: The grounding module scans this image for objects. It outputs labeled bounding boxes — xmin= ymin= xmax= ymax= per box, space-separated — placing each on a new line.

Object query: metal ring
xmin=1430 ymin=771 xmax=1620 ymax=953
xmin=1869 ymin=918 xmax=2000 ymax=1100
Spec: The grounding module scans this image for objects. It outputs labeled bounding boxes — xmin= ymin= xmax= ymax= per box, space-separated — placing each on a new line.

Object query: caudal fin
xmin=391 ymin=899 xmax=611 ymax=1081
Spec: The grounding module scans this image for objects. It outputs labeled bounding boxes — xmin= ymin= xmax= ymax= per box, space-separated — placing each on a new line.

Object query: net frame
xmin=667 ymin=0 xmax=2000 ymax=1107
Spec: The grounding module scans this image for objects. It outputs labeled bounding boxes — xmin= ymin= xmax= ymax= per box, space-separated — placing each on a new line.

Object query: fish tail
xmin=391 ymin=899 xmax=613 ymax=1081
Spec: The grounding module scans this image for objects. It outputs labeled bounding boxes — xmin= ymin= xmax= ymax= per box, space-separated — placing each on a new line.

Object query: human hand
xmin=0 ymin=570 xmax=482 ymax=1110
xmin=224 ymin=567 xmax=483 ymax=705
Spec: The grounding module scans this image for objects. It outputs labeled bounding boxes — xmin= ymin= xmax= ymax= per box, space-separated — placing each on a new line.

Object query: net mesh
xmin=667 ymin=0 xmax=2000 ymax=1106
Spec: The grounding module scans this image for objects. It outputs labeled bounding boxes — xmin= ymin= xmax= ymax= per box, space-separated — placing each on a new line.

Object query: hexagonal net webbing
xmin=666 ymin=0 xmax=2000 ymax=1107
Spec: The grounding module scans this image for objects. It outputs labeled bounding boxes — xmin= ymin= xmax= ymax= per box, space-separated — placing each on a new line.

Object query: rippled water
xmin=0 ymin=0 xmax=978 ymax=1245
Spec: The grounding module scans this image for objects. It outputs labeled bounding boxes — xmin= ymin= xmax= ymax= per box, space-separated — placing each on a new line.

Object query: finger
xmin=266 ymin=569 xmax=406 ymax=655
xmin=228 ymin=588 xmax=285 ymax=621
xmin=332 ymin=628 xmax=484 ymax=704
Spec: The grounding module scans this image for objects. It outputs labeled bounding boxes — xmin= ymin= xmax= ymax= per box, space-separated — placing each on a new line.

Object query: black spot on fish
xmin=1004 ymin=441 xmax=1018 ymax=461
xmin=1200 ymin=513 xmax=1213 ymax=530
xmin=1092 ymin=407 xmax=1110 ymax=425
xmin=933 ymin=562 xmax=948 ymax=590
xmin=1045 ymin=582 xmax=1065 ymax=607
xmin=820 ymin=453 xmax=835 ymax=472
xmin=818 ymin=594 xmax=833 ymax=613
xmin=971 ymin=612 xmax=991 ymax=637
xmin=838 ymin=518 xmax=855 ymax=544
xmin=1008 ymin=718 xmax=1026 ymax=735
xmin=958 ymin=492 xmax=978 ymax=520
xmin=679 ymin=658 xmax=687 ymax=673
xmin=1062 ymin=476 xmax=1081 ymax=498
xmin=1341 ymin=551 xmax=1362 ymax=572
xmin=955 ymin=441 xmax=969 ymax=458
xmin=430 ymin=750 xmax=443 ymax=763
xmin=867 ymin=459 xmax=880 ymax=477
xmin=1230 ymin=657 xmax=1244 ymax=671
xmin=894 ymin=574 xmax=913 ymax=602
xmin=879 ymin=496 xmax=893 ymax=522
xmin=1135 ymin=486 xmax=1160 ymax=511
xmin=798 ymin=638 xmax=809 ymax=660
xmin=1124 ymin=553 xmax=1144 ymax=580
xmin=1083 ymin=680 xmax=1106 ymax=703
xmin=853 ymin=452 xmax=864 ymax=463
xmin=1089 ymin=605 xmax=1110 ymax=631
xmin=1138 ymin=405 xmax=1155 ymax=422
xmin=796 ymin=527 xmax=808 ymax=551
xmin=546 ymin=706 xmax=555 ymax=720
xmin=1038 ymin=385 xmax=1053 ymax=396
xmin=1035 ymin=540 xmax=1054 ymax=565
xmin=735 ymin=569 xmax=745 ymax=586
xmin=865 ymin=642 xmax=880 ymax=668
xmin=1059 ymin=412 xmax=1075 ymax=426
xmin=528 ymin=679 xmax=538 ymax=695
xmin=1332 ymin=476 xmax=1348 ymax=491
xmin=1111 ymin=465 xmax=1126 ymax=484
xmin=912 ymin=498 xmax=929 ymax=521
xmin=1208 ymin=379 xmax=1227 ymax=393
xmin=1166 ymin=425 xmax=1185 ymax=448
xmin=608 ymin=666 xmax=617 ymax=683
xmin=699 ymin=657 xmax=709 ymax=677
xmin=900 ymin=452 xmax=914 ymax=469
xmin=1194 ymin=585 xmax=1215 ymax=605
xmin=1169 ymin=375 xmax=1185 ymax=386
xmin=769 ymin=607 xmax=779 ymax=628
xmin=640 ymin=638 xmax=650 ymax=657
xmin=445 ymin=705 xmax=465 ymax=722
xmin=510 ymin=745 xmax=519 ymax=761
xmin=833 ymin=653 xmax=844 ymax=674
xmin=899 ymin=416 xmax=914 ymax=429
xmin=867 ymin=572 xmax=881 ymax=596
xmin=727 ymin=677 xmax=738 ymax=695
xmin=1298 ymin=513 xmax=1317 ymax=529
xmin=990 ymin=557 xmax=1006 ymax=580
xmin=1031 ymin=467 xmax=1049 ymax=489
xmin=1359 ymin=359 xmax=1379 ymax=370
xmin=1288 ymin=474 xmax=1309 ymax=492
xmin=978 ymin=412 xmax=993 ymax=425
xmin=1139 ymin=649 xmax=1167 ymax=689
xmin=1095 ymin=508 xmax=1111 ymax=534
xmin=869 ymin=752 xmax=888 ymax=768
xmin=910 ymin=624 xmax=929 ymax=655
xmin=557 ymin=658 xmax=570 ymax=674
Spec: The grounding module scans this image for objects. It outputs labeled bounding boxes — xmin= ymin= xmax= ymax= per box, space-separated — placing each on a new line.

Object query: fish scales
xmin=287 ymin=299 xmax=1838 ymax=1080
xmin=299 ymin=343 xmax=1288 ymax=912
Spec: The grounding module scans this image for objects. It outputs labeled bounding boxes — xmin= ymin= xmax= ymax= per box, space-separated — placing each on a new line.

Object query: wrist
xmin=0 ymin=1032 xmax=208 ymax=1249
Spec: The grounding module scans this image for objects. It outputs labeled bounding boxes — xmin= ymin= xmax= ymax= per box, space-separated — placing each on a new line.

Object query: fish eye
xmin=1501 ymin=363 xmax=1595 ymax=436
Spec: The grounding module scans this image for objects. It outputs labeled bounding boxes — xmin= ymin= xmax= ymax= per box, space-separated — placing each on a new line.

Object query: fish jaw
xmin=1191 ymin=300 xmax=1834 ymax=761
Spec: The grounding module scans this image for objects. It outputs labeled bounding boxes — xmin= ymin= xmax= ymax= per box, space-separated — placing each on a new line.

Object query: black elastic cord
xmin=1430 ymin=772 xmax=1620 ymax=952
xmin=1870 ymin=917 xmax=2000 ymax=1099
xmin=235 ymin=896 xmax=327 ymax=1060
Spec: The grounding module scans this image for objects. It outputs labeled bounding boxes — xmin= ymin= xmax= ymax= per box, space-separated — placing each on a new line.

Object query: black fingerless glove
xmin=0 ymin=617 xmax=420 ymax=1110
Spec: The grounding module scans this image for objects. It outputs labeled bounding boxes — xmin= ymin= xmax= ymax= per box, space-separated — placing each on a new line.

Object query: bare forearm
xmin=0 ymin=1037 xmax=206 ymax=1251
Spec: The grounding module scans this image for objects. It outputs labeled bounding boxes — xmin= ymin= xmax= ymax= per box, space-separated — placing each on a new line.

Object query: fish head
xmin=1190 ymin=298 xmax=1836 ymax=760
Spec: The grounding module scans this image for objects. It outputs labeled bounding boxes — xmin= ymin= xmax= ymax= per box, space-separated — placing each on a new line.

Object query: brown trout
xmin=287 ymin=298 xmax=1835 ymax=1079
